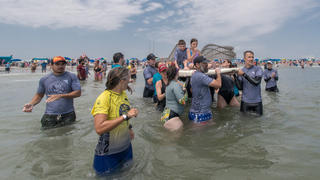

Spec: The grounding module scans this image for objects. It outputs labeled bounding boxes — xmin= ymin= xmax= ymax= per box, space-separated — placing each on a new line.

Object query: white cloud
xmin=156 ymin=10 xmax=175 ymax=21
xmin=141 ymin=0 xmax=319 ymax=45
xmin=144 ymin=2 xmax=163 ymax=12
xmin=0 ymin=0 xmax=145 ymax=30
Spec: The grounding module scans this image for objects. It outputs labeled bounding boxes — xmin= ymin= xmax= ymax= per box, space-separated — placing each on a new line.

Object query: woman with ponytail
xmin=91 ymin=67 xmax=138 ymax=175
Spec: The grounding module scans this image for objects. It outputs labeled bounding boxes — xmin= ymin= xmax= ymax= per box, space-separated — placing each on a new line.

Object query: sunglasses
xmin=54 ymin=62 xmax=66 ymax=66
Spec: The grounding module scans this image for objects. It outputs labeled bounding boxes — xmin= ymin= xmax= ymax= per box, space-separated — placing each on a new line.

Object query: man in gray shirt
xmin=143 ymin=53 xmax=157 ymax=98
xmin=23 ymin=56 xmax=81 ymax=128
xmin=264 ymin=61 xmax=279 ymax=92
xmin=234 ymin=51 xmax=263 ymax=116
xmin=189 ymin=56 xmax=221 ymax=124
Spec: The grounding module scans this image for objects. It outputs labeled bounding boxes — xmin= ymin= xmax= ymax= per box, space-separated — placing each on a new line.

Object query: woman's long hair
xmin=224 ymin=59 xmax=232 ymax=68
xmin=106 ymin=67 xmax=130 ymax=90
xmin=167 ymin=65 xmax=178 ymax=84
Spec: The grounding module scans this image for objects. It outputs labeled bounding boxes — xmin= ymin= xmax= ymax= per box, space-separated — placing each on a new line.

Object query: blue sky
xmin=0 ymin=0 xmax=319 ymax=60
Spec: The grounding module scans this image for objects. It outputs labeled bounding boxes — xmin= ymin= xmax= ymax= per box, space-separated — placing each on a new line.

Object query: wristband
xmin=122 ymin=114 xmax=129 ymax=121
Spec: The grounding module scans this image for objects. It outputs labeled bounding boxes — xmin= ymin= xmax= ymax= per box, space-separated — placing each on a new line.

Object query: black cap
xmin=147 ymin=53 xmax=157 ymax=60
xmin=194 ymin=56 xmax=210 ymax=64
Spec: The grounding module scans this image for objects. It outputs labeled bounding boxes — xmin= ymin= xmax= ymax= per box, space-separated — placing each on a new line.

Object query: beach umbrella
xmin=64 ymin=57 xmax=72 ymax=61
xmin=0 ymin=56 xmax=13 ymax=63
xmin=11 ymin=59 xmax=22 ymax=62
xmin=95 ymin=57 xmax=105 ymax=61
xmin=32 ymin=58 xmax=49 ymax=61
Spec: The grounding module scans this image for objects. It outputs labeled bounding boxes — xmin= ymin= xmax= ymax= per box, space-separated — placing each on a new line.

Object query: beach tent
xmin=0 ymin=56 xmax=13 ymax=63
xmin=10 ymin=59 xmax=22 ymax=62
xmin=32 ymin=58 xmax=49 ymax=61
xmin=32 ymin=58 xmax=49 ymax=63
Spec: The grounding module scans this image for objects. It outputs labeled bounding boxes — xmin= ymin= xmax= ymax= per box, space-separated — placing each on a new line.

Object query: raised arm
xmin=243 ymin=73 xmax=261 ymax=86
xmin=209 ymin=69 xmax=221 ymax=88
xmin=239 ymin=68 xmax=262 ymax=86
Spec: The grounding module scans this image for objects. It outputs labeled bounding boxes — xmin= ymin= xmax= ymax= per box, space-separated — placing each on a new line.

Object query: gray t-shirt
xmin=143 ymin=65 xmax=157 ymax=90
xmin=165 ymin=81 xmax=185 ymax=115
xmin=37 ymin=72 xmax=81 ymax=115
xmin=263 ymin=69 xmax=278 ymax=88
xmin=190 ymin=71 xmax=213 ymax=114
xmin=238 ymin=66 xmax=263 ymax=103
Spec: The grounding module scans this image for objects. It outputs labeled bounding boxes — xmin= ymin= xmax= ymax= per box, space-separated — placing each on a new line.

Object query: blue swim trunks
xmin=189 ymin=112 xmax=212 ymax=123
xmin=93 ymin=143 xmax=133 ymax=175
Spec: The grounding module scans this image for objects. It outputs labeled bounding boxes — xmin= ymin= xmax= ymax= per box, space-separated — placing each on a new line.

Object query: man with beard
xmin=189 ymin=56 xmax=221 ymax=124
xmin=234 ymin=51 xmax=263 ymax=116
xmin=23 ymin=56 xmax=81 ymax=129
xmin=143 ymin=53 xmax=157 ymax=98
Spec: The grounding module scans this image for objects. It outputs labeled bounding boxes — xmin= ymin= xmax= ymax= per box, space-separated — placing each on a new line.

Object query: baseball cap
xmin=194 ymin=56 xmax=210 ymax=64
xmin=158 ymin=64 xmax=167 ymax=72
xmin=147 ymin=53 xmax=157 ymax=61
xmin=267 ymin=61 xmax=272 ymax=64
xmin=53 ymin=56 xmax=66 ymax=63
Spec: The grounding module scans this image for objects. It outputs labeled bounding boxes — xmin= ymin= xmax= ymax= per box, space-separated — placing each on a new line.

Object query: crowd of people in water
xmin=14 ymin=38 xmax=318 ymax=175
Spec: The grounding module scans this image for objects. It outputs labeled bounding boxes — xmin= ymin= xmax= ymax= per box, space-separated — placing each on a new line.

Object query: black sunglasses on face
xmin=54 ymin=62 xmax=66 ymax=66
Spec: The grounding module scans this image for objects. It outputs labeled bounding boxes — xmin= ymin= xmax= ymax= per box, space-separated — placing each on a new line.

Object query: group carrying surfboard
xmin=143 ymin=39 xmax=279 ymax=131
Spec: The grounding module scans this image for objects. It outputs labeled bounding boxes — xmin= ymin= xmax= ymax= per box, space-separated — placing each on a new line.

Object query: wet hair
xmin=155 ymin=61 xmax=160 ymax=69
xmin=178 ymin=40 xmax=186 ymax=45
xmin=113 ymin=52 xmax=124 ymax=63
xmin=167 ymin=65 xmax=178 ymax=83
xmin=224 ymin=59 xmax=232 ymax=68
xmin=106 ymin=67 xmax=130 ymax=90
xmin=244 ymin=50 xmax=254 ymax=58
xmin=190 ymin=38 xmax=198 ymax=44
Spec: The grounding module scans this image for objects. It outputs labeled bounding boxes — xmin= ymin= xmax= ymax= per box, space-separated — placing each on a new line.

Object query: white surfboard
xmin=178 ymin=68 xmax=239 ymax=77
